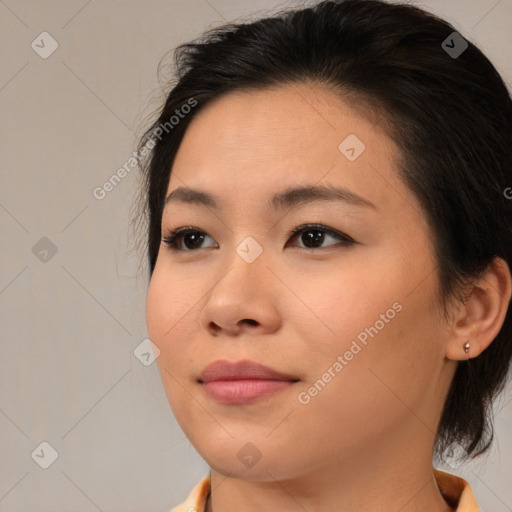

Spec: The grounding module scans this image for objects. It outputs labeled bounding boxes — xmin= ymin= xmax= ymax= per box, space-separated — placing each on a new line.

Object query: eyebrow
xmin=164 ymin=184 xmax=377 ymax=212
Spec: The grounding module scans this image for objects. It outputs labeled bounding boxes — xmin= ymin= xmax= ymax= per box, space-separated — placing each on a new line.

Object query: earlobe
xmin=445 ymin=257 xmax=512 ymax=361
xmin=445 ymin=339 xmax=472 ymax=362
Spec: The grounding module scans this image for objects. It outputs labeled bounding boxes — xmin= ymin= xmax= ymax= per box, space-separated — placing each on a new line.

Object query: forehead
xmin=174 ymin=84 xmax=382 ymax=165
xmin=166 ymin=83 xmax=416 ymax=219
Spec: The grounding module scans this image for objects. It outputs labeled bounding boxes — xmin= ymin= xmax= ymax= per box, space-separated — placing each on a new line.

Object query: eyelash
xmin=161 ymin=223 xmax=355 ymax=252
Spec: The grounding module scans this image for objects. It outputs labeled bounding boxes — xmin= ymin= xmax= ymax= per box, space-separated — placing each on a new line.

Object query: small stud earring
xmin=464 ymin=341 xmax=470 ymax=356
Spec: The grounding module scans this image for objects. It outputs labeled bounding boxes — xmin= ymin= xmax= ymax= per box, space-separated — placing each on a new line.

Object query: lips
xmin=198 ymin=360 xmax=299 ymax=404
xmin=199 ymin=359 xmax=298 ymax=383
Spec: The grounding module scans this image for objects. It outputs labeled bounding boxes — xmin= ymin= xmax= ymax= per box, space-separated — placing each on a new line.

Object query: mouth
xmin=198 ymin=359 xmax=299 ymax=405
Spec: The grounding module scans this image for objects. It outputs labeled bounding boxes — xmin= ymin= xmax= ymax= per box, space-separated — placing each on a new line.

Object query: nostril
xmin=243 ymin=319 xmax=258 ymax=326
xmin=209 ymin=323 xmax=221 ymax=333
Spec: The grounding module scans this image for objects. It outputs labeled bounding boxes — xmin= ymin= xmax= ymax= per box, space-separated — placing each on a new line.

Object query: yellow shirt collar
xmin=171 ymin=468 xmax=481 ymax=512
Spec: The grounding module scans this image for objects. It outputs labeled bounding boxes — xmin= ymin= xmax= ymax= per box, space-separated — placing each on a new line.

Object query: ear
xmin=445 ymin=257 xmax=512 ymax=361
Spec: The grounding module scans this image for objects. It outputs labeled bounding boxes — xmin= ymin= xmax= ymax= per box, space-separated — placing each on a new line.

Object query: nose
xmin=198 ymin=250 xmax=281 ymax=337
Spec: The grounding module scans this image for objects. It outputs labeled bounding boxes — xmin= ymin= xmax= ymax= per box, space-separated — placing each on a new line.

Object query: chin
xmin=195 ymin=436 xmax=308 ymax=482
xmin=205 ymin=454 xmax=289 ymax=481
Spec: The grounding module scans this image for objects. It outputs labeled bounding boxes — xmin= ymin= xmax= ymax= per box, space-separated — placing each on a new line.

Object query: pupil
xmin=185 ymin=233 xmax=204 ymax=249
xmin=303 ymin=229 xmax=324 ymax=248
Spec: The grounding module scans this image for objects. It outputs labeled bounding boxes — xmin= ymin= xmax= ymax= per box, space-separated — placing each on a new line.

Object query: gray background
xmin=1 ymin=0 xmax=511 ymax=510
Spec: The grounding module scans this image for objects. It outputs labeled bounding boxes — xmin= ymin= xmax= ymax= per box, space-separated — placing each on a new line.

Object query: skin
xmin=145 ymin=82 xmax=512 ymax=512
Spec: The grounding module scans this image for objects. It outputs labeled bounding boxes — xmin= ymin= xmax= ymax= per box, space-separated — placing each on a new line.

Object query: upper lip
xmin=198 ymin=360 xmax=299 ymax=383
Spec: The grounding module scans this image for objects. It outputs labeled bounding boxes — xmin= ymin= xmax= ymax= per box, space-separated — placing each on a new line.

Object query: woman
xmin=135 ymin=0 xmax=512 ymax=510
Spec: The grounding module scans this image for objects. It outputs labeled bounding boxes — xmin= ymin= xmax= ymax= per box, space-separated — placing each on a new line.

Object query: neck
xmin=204 ymin=432 xmax=455 ymax=512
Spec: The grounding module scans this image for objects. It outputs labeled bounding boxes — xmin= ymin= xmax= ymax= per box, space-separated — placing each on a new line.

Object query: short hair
xmin=135 ymin=0 xmax=512 ymax=463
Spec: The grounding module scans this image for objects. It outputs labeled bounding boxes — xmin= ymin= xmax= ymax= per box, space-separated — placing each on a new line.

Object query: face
xmin=146 ymin=83 xmax=453 ymax=481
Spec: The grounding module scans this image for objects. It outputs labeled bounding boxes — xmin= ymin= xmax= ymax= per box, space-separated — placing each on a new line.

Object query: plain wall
xmin=1 ymin=0 xmax=511 ymax=510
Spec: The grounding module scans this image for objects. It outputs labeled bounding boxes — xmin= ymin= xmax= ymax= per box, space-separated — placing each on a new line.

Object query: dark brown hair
xmin=134 ymin=0 xmax=512 ymax=463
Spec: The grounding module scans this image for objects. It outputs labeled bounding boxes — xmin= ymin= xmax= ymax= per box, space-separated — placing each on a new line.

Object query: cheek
xmin=146 ymin=270 xmax=171 ymax=348
xmin=295 ymin=296 xmax=439 ymax=447
xmin=293 ymin=256 xmax=440 ymax=387
xmin=145 ymin=265 xmax=199 ymax=362
xmin=146 ymin=268 xmax=201 ymax=415
xmin=288 ymin=262 xmax=398 ymax=348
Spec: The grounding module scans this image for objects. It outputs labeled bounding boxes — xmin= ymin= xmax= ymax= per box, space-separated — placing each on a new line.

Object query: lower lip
xmin=201 ymin=379 xmax=295 ymax=404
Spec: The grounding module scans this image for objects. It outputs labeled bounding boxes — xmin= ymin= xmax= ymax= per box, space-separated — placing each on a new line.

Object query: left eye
xmin=161 ymin=224 xmax=355 ymax=252
xmin=286 ymin=224 xmax=355 ymax=250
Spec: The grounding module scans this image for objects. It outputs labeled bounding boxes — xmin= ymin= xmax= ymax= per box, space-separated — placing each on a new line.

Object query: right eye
xmin=161 ymin=227 xmax=218 ymax=251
